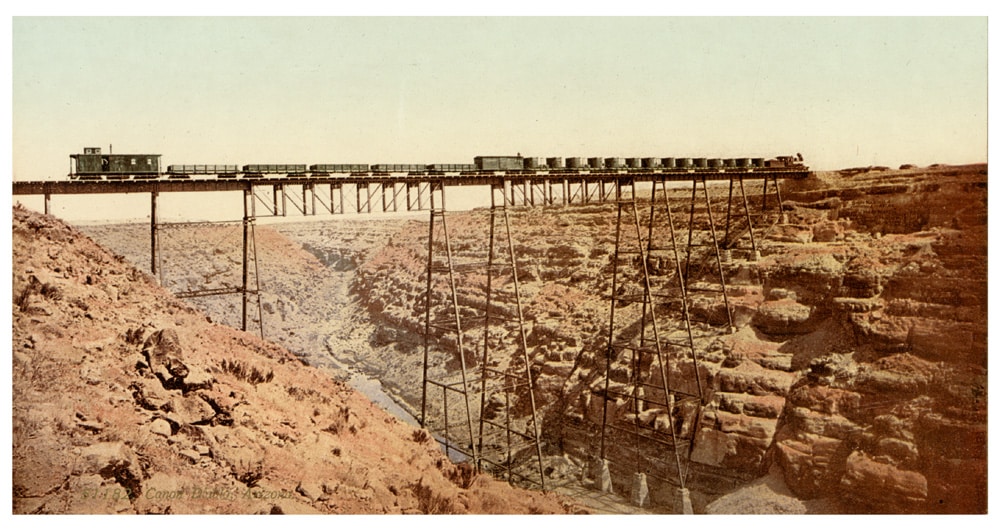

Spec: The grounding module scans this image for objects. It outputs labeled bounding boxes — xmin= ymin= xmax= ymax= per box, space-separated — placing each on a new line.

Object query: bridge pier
xmin=631 ymin=472 xmax=649 ymax=507
xmin=44 ymin=193 xmax=51 ymax=215
xmin=675 ymin=487 xmax=693 ymax=514
xmin=591 ymin=458 xmax=612 ymax=493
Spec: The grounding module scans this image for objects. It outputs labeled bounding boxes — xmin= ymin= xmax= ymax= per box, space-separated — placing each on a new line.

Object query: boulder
xmin=296 ymin=480 xmax=324 ymax=502
xmin=716 ymin=410 xmax=778 ymax=440
xmin=753 ymin=299 xmax=812 ymax=334
xmin=775 ymin=433 xmax=845 ymax=498
xmin=181 ymin=366 xmax=215 ymax=392
xmin=149 ymin=418 xmax=173 ymax=438
xmin=770 ymin=224 xmax=814 ymax=244
xmin=178 ymin=449 xmax=201 ymax=464
xmin=165 ymin=395 xmax=217 ymax=426
xmin=143 ymin=329 xmax=189 ymax=384
xmin=839 ymin=451 xmax=927 ymax=511
xmin=77 ymin=442 xmax=139 ymax=479
xmin=690 ymin=428 xmax=739 ymax=467
xmin=812 ymin=221 xmax=845 ymax=243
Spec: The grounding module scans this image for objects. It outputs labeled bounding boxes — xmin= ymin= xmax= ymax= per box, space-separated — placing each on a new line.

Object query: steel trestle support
xmin=594 ymin=175 xmax=759 ymax=509
xmin=420 ymin=180 xmax=546 ymax=490
xmin=148 ymin=189 xmax=264 ymax=339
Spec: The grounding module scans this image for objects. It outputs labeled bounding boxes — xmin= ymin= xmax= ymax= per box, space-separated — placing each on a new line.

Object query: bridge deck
xmin=13 ymin=169 xmax=808 ymax=195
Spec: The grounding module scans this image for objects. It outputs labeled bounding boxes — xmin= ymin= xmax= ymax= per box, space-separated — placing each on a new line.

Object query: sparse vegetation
xmin=411 ymin=429 xmax=431 ymax=444
xmin=234 ymin=461 xmax=263 ymax=487
xmin=15 ymin=275 xmax=62 ymax=311
xmin=219 ymin=358 xmax=274 ymax=386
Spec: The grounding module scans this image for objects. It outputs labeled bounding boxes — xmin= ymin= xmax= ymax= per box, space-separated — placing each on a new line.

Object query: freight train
xmin=68 ymin=148 xmax=807 ymax=180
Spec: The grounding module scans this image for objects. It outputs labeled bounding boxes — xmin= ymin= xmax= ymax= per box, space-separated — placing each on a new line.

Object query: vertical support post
xmin=242 ymin=188 xmax=250 ymax=333
xmin=150 ymin=191 xmax=158 ymax=277
xmin=738 ymin=175 xmax=758 ymax=254
xmin=44 ymin=193 xmax=51 ymax=215
xmin=600 ymin=200 xmax=624 ymax=460
xmin=684 ymin=178 xmax=698 ymax=282
xmin=280 ymin=184 xmax=287 ymax=217
xmin=505 ymin=381 xmax=512 ymax=483
xmin=724 ymin=178 xmax=735 ymax=245
xmin=310 ymin=183 xmax=317 ymax=216
xmin=443 ymin=386 xmax=450 ymax=456
xmin=502 ymin=204 xmax=545 ymax=490
xmin=701 ymin=180 xmax=735 ymax=332
xmin=420 ymin=201 xmax=435 ymax=427
xmin=250 ymin=211 xmax=264 ymax=341
xmin=772 ymin=174 xmax=785 ymax=216
xmin=762 ymin=175 xmax=769 ymax=211
xmin=562 ymin=178 xmax=568 ymax=205
xmin=477 ymin=186 xmax=499 ymax=465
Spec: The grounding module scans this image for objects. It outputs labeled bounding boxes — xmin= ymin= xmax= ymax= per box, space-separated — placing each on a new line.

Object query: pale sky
xmin=11 ymin=16 xmax=988 ymax=184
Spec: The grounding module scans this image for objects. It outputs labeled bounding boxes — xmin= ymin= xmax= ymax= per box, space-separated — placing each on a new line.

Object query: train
xmin=68 ymin=147 xmax=807 ymax=180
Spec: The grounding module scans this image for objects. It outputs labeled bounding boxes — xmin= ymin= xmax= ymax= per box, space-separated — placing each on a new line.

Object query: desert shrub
xmin=14 ymin=276 xmax=62 ymax=312
xmin=411 ymin=429 xmax=431 ymax=444
xmin=234 ymin=461 xmax=263 ymax=487
xmin=220 ymin=359 xmax=273 ymax=386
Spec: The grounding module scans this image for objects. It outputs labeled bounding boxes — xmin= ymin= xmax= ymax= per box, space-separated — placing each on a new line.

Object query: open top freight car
xmin=474 ymin=156 xmax=524 ymax=171
xmin=70 ymin=147 xmax=161 ymax=179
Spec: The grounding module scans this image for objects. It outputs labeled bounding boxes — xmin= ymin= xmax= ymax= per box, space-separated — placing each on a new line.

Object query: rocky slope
xmin=12 ymin=206 xmax=584 ymax=514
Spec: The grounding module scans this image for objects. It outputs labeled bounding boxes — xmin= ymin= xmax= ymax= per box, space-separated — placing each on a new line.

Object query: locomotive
xmin=68 ymin=147 xmax=807 ymax=180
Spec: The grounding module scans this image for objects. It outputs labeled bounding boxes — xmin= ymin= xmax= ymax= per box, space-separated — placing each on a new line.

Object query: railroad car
xmin=474 ymin=156 xmax=524 ymax=171
xmin=371 ymin=164 xmax=425 ymax=173
xmin=523 ymin=157 xmax=545 ymax=170
xmin=166 ymin=165 xmax=239 ymax=178
xmin=427 ymin=163 xmax=476 ymax=172
xmin=70 ymin=147 xmax=160 ymax=179
xmin=309 ymin=164 xmax=369 ymax=174
xmin=242 ymin=164 xmax=308 ymax=175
